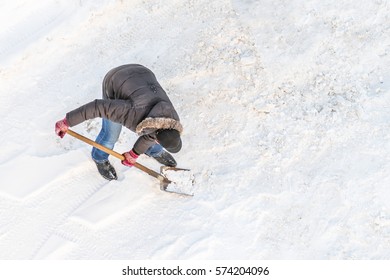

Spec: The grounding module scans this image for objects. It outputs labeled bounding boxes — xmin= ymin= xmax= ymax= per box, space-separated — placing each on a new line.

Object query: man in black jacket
xmin=55 ymin=64 xmax=182 ymax=180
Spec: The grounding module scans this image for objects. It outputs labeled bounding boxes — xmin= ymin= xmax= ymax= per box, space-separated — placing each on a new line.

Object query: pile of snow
xmin=0 ymin=0 xmax=389 ymax=259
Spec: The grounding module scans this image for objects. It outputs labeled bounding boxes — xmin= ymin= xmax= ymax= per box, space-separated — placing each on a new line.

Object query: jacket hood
xmin=136 ymin=117 xmax=183 ymax=136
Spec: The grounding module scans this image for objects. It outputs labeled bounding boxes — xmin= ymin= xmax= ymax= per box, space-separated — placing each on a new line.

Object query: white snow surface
xmin=0 ymin=0 xmax=390 ymax=260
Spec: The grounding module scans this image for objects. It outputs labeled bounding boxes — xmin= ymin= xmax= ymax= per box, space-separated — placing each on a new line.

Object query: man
xmin=55 ymin=64 xmax=182 ymax=180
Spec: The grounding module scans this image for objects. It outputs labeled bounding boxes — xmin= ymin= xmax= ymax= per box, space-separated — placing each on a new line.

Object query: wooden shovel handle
xmin=67 ymin=129 xmax=166 ymax=182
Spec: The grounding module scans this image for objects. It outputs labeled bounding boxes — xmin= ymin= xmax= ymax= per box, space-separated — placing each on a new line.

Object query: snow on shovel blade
xmin=160 ymin=166 xmax=195 ymax=196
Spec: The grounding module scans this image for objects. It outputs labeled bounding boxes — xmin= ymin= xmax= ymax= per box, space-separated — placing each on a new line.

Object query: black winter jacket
xmin=66 ymin=64 xmax=182 ymax=154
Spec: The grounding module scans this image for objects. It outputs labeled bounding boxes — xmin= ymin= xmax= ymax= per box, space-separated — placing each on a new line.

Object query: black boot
xmin=94 ymin=160 xmax=117 ymax=180
xmin=152 ymin=150 xmax=177 ymax=167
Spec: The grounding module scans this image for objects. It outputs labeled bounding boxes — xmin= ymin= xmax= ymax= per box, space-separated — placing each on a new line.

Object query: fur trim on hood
xmin=136 ymin=117 xmax=183 ymax=136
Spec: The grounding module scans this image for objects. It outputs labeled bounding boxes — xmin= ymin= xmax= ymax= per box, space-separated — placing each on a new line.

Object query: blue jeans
xmin=91 ymin=118 xmax=163 ymax=162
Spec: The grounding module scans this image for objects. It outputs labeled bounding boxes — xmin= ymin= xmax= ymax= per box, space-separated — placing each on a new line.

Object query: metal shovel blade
xmin=160 ymin=166 xmax=194 ymax=196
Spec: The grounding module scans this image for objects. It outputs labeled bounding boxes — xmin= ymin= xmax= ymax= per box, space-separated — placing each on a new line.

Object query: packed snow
xmin=0 ymin=0 xmax=389 ymax=260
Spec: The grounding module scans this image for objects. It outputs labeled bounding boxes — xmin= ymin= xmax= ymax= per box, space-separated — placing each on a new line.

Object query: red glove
xmin=122 ymin=149 xmax=139 ymax=167
xmin=55 ymin=117 xmax=69 ymax=138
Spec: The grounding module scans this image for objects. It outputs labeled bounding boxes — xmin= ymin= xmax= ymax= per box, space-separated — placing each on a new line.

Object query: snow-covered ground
xmin=0 ymin=0 xmax=389 ymax=260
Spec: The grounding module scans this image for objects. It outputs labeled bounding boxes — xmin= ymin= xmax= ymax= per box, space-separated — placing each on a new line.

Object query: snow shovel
xmin=66 ymin=129 xmax=193 ymax=196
